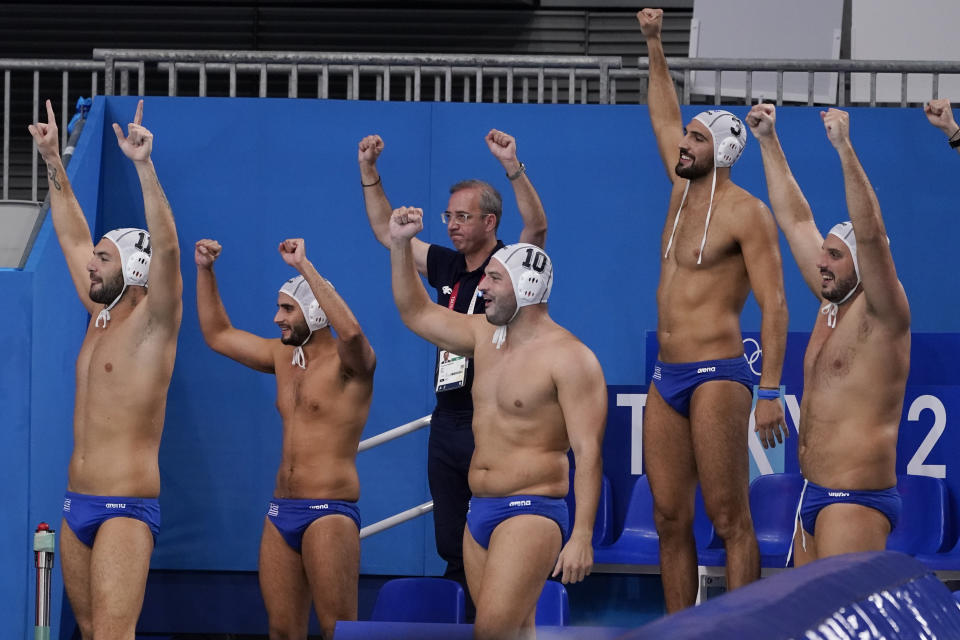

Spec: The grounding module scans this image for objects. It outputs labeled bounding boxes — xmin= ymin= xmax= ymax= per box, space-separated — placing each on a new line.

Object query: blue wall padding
xmin=0 ymin=270 xmax=33 ymax=640
xmin=4 ymin=95 xmax=960 ymax=635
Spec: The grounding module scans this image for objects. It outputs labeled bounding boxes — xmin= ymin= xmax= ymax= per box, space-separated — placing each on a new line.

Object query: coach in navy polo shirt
xmin=357 ymin=129 xmax=547 ymax=613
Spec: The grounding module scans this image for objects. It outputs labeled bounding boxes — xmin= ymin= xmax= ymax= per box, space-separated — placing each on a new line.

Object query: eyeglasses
xmin=440 ymin=211 xmax=493 ymax=225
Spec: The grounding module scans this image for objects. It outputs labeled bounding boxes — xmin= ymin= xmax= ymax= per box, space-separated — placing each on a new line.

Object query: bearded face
xmin=279 ymin=317 xmax=311 ymax=346
xmin=89 ymin=268 xmax=125 ymax=304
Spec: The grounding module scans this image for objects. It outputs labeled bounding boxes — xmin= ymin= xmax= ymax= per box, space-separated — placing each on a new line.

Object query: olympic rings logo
xmin=743 ymin=338 xmax=762 ymax=377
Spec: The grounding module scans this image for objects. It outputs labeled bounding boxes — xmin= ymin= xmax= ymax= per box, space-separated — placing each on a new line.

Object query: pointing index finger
xmin=46 ymin=99 xmax=56 ymax=126
xmin=134 ymin=99 xmax=144 ymax=126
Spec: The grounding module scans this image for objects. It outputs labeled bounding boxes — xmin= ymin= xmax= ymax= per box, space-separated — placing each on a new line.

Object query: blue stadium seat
xmin=565 ymin=469 xmax=614 ymax=546
xmin=887 ymin=474 xmax=947 ymax=555
xmin=917 ymin=529 xmax=960 ymax=571
xmin=699 ymin=472 xmax=805 ymax=568
xmin=370 ymin=577 xmax=466 ymax=623
xmin=593 ymin=475 xmax=713 ymax=566
xmin=535 ymin=580 xmax=570 ymax=626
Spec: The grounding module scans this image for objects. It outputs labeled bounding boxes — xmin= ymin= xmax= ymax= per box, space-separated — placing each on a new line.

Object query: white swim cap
xmin=827 ymin=221 xmax=859 ymax=280
xmin=94 ymin=227 xmax=151 ymax=328
xmin=488 ymin=243 xmax=553 ymax=349
xmin=693 ymin=110 xmax=747 ymax=168
xmin=104 ymin=227 xmax=151 ymax=287
xmin=279 ymin=275 xmax=330 ymax=368
xmin=820 ymin=221 xmax=861 ymax=328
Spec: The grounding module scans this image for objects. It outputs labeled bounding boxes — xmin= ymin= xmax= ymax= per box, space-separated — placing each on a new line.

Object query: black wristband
xmin=951 ymin=137 xmax=960 ymax=149
xmin=506 ymin=162 xmax=526 ymax=181
xmin=361 ymin=175 xmax=382 ymax=188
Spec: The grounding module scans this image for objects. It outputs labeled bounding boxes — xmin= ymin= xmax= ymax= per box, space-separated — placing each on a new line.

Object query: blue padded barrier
xmin=622 ymin=551 xmax=960 ymax=640
xmin=370 ymin=577 xmax=465 ymax=624
xmin=887 ymin=474 xmax=947 ymax=555
xmin=334 ymin=621 xmax=629 ymax=639
xmin=535 ymin=581 xmax=570 ymax=627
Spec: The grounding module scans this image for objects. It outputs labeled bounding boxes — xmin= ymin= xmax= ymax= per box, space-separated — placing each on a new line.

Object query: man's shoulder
xmin=722 ymin=182 xmax=767 ymax=213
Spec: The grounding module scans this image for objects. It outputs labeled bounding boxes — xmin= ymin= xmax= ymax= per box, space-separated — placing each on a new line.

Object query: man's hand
xmin=552 ymin=534 xmax=593 ymax=585
xmin=637 ymin=7 xmax=663 ymax=39
xmin=821 ymin=108 xmax=850 ymax=149
xmin=389 ymin=206 xmax=424 ymax=244
xmin=358 ymin=134 xmax=384 ymax=167
xmin=485 ymin=129 xmax=520 ymax=173
xmin=27 ymin=100 xmax=61 ymax=164
xmin=278 ymin=238 xmax=308 ymax=269
xmin=112 ymin=99 xmax=153 ymax=163
xmin=924 ymin=99 xmax=959 ymax=137
xmin=754 ymin=398 xmax=788 ymax=449
xmin=746 ymin=103 xmax=777 ymax=140
xmin=194 ymin=239 xmax=222 ymax=269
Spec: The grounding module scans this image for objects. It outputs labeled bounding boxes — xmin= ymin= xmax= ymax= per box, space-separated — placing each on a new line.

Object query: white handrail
xmin=358 ymin=415 xmax=431 ymax=452
xmin=360 ymin=500 xmax=434 ymax=539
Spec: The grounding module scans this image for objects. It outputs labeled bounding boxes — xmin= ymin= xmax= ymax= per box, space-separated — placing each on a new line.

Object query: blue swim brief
xmin=62 ymin=490 xmax=161 ymax=548
xmin=651 ymin=356 xmax=755 ymax=417
xmin=266 ymin=498 xmax=361 ymax=553
xmin=799 ymin=479 xmax=901 ymax=536
xmin=466 ymin=495 xmax=569 ymax=549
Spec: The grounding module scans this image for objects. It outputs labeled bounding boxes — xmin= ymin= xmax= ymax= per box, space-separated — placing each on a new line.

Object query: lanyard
xmin=447 ymin=280 xmax=481 ymax=315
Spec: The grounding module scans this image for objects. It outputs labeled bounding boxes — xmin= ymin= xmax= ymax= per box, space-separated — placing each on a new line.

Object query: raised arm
xmin=113 ymin=100 xmax=182 ymax=329
xmin=358 ymin=134 xmax=430 ymax=274
xmin=638 ymin=8 xmax=683 ymax=182
xmin=737 ymin=198 xmax=789 ymax=449
xmin=278 ymin=238 xmax=376 ymax=378
xmin=195 ymin=239 xmax=275 ymax=373
xmin=924 ymin=99 xmax=960 ymax=157
xmin=29 ymin=100 xmax=97 ymax=314
xmin=485 ymin=129 xmax=548 ymax=247
xmin=747 ymin=103 xmax=824 ymax=296
xmin=389 ymin=206 xmax=478 ymax=356
xmin=552 ymin=342 xmax=607 ymax=584
xmin=822 ymin=109 xmax=910 ymax=330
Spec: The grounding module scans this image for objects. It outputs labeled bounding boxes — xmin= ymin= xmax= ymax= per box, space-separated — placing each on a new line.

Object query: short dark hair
xmin=449 ymin=179 xmax=502 ymax=229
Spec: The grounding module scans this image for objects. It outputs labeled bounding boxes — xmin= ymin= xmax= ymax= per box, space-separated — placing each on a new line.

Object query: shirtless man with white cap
xmin=29 ymin=99 xmax=181 ymax=638
xmin=747 ymin=104 xmax=910 ymax=565
xmin=388 ymin=206 xmax=605 ymax=640
xmin=637 ymin=8 xmax=789 ymax=611
xmin=195 ymin=237 xmax=375 ymax=639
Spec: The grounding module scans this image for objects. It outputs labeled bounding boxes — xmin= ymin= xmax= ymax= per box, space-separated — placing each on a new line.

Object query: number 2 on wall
xmin=906 ymin=394 xmax=946 ymax=478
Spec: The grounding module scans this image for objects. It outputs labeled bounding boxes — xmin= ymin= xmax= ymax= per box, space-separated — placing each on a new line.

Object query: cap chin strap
xmin=491 ymin=304 xmax=522 ymax=350
xmin=94 ymin=283 xmax=128 ymax=328
xmin=819 ymin=281 xmax=860 ymax=328
xmin=663 ymin=167 xmax=717 ymax=266
xmin=291 ymin=332 xmax=313 ymax=368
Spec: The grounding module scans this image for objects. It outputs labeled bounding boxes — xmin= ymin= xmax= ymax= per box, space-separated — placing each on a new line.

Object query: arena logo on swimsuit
xmin=509 ymin=500 xmax=532 ymax=507
xmin=697 ymin=367 xmax=717 ymax=374
xmin=105 ymin=503 xmax=127 ymax=509
xmin=308 ymin=504 xmax=330 ymax=510
xmin=828 ymin=492 xmax=851 ymax=498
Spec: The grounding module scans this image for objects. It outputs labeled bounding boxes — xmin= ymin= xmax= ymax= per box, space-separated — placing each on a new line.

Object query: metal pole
xmin=34 ymin=522 xmax=56 ymax=640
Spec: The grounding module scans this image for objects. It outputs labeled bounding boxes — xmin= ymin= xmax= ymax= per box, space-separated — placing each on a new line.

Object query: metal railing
xmin=92 ymin=48 xmax=622 ymax=105
xmin=0 ymin=58 xmax=139 ymax=202
xmin=637 ymin=57 xmax=960 ymax=107
xmin=356 ymin=414 xmax=434 ymax=539
xmin=4 ymin=50 xmax=959 ymax=229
